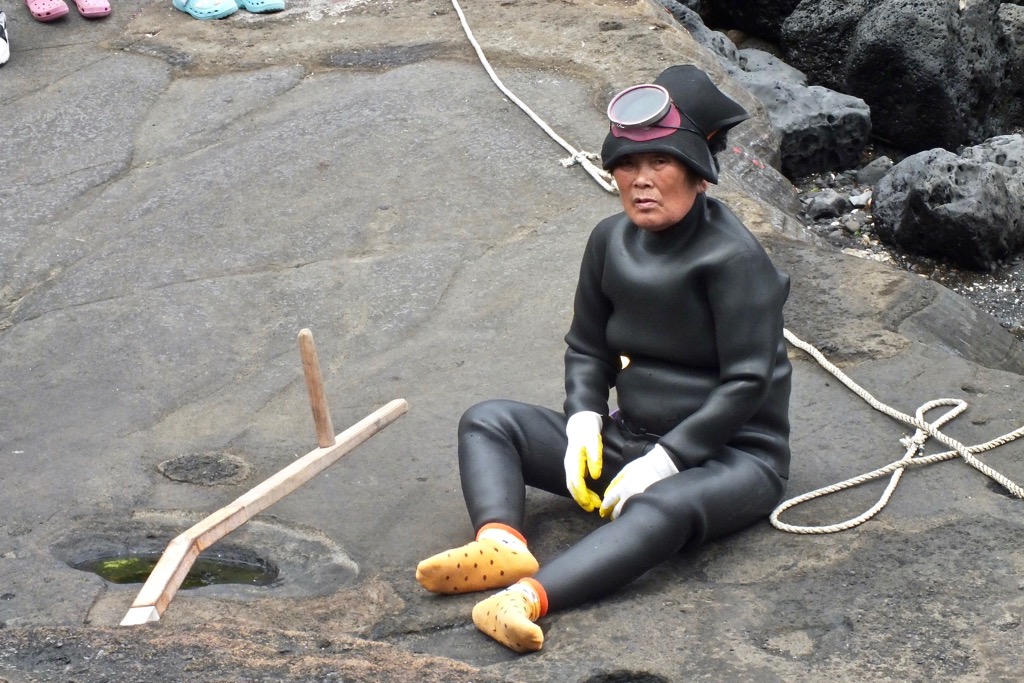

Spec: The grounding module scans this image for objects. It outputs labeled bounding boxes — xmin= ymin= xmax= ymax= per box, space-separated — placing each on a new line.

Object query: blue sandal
xmin=237 ymin=0 xmax=285 ymax=12
xmin=172 ymin=0 xmax=238 ymax=20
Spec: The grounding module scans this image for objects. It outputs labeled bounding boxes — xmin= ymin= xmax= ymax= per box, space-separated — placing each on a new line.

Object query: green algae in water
xmin=76 ymin=554 xmax=279 ymax=589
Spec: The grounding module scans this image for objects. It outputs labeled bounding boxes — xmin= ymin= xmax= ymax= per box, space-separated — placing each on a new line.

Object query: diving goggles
xmin=607 ymin=83 xmax=705 ymax=137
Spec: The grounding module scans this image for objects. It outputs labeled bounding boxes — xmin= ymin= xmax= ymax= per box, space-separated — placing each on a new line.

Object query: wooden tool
xmin=298 ymin=328 xmax=335 ymax=448
xmin=120 ymin=330 xmax=407 ymax=626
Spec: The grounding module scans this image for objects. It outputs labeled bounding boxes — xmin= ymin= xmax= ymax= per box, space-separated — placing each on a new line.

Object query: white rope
xmin=449 ymin=0 xmax=1024 ymax=534
xmin=449 ymin=0 xmax=618 ymax=194
xmin=774 ymin=328 xmax=1024 ymax=533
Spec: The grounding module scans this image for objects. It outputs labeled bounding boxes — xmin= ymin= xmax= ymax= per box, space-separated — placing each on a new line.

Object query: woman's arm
xmin=563 ymin=223 xmax=619 ymax=416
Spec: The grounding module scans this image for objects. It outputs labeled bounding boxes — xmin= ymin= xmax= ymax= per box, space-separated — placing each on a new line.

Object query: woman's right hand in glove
xmin=563 ymin=411 xmax=604 ymax=512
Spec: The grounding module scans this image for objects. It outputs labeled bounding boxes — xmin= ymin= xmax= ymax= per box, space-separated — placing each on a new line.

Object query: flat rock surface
xmin=2 ymin=1 xmax=1023 ymax=681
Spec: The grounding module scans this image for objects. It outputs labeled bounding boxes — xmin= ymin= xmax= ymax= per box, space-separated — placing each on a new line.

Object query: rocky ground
xmin=0 ymin=620 xmax=510 ymax=683
xmin=792 ymin=144 xmax=1024 ymax=339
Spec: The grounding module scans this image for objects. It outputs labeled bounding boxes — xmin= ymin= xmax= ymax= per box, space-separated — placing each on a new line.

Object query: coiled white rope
xmin=450 ymin=1 xmax=1024 ymax=534
xmin=450 ymin=0 xmax=618 ymax=194
xmin=774 ymin=328 xmax=1024 ymax=533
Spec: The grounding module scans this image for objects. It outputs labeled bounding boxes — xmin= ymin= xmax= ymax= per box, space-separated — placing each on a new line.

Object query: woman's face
xmin=612 ymin=153 xmax=708 ymax=232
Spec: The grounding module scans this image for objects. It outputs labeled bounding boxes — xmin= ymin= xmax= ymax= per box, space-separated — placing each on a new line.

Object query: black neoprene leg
xmin=458 ymin=399 xmax=571 ymax=530
xmin=534 ymin=449 xmax=785 ymax=612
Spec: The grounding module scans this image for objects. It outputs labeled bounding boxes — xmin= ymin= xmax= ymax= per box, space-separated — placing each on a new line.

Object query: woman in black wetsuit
xmin=416 ymin=64 xmax=792 ymax=653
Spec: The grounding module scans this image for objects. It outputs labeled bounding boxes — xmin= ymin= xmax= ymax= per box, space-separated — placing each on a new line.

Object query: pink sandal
xmin=25 ymin=0 xmax=69 ymax=21
xmin=71 ymin=0 xmax=110 ymax=17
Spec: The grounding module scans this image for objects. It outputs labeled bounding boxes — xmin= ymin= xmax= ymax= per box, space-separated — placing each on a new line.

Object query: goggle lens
xmin=607 ymin=84 xmax=671 ymax=128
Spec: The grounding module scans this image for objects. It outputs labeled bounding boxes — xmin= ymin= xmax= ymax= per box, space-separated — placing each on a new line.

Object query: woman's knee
xmin=459 ymin=399 xmax=520 ymax=436
xmin=617 ymin=487 xmax=701 ymax=550
xmin=459 ymin=399 xmax=562 ymax=443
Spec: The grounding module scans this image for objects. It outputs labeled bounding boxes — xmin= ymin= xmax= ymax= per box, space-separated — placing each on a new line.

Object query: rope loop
xmin=773 ymin=329 xmax=1024 ymax=534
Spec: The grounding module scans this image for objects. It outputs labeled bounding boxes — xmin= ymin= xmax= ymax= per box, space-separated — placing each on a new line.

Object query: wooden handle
xmin=298 ymin=328 xmax=335 ymax=448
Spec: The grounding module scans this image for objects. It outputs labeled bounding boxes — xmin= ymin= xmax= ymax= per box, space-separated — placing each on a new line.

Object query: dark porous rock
xmin=856 ymin=155 xmax=894 ymax=186
xmin=961 ymin=133 xmax=1024 ymax=169
xmin=994 ymin=3 xmax=1024 ymax=130
xmin=781 ymin=0 xmax=872 ymax=93
xmin=735 ymin=74 xmax=871 ymax=178
xmin=803 ymin=188 xmax=852 ymax=220
xmin=873 ymin=136 xmax=1024 ymax=270
xmin=709 ymin=0 xmax=803 ymax=42
xmin=783 ymin=0 xmax=1019 ymax=154
xmin=845 ymin=0 xmax=1009 ymax=152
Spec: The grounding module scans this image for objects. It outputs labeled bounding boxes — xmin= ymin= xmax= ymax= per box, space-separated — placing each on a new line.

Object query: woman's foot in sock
xmin=471 ymin=578 xmax=546 ymax=653
xmin=416 ymin=525 xmax=538 ymax=594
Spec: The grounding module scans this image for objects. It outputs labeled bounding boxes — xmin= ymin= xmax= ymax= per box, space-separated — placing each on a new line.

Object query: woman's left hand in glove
xmin=599 ymin=444 xmax=679 ymax=520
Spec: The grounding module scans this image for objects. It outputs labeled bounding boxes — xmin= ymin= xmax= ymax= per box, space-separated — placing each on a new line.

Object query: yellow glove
xmin=600 ymin=444 xmax=678 ymax=520
xmin=563 ymin=411 xmax=604 ymax=512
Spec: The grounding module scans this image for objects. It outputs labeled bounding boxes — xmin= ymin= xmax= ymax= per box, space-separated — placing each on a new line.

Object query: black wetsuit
xmin=458 ymin=193 xmax=792 ymax=611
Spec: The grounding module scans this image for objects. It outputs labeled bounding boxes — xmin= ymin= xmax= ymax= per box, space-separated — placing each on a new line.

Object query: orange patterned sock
xmin=415 ymin=523 xmax=539 ymax=594
xmin=471 ymin=578 xmax=548 ymax=653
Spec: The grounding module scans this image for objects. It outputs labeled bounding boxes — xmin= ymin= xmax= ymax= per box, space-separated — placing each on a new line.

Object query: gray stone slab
xmin=2 ymin=1 xmax=1024 ymax=681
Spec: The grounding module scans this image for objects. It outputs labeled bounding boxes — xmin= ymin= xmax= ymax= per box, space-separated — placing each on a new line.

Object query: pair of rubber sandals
xmin=172 ymin=0 xmax=285 ymax=20
xmin=25 ymin=0 xmax=109 ymax=21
